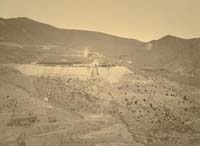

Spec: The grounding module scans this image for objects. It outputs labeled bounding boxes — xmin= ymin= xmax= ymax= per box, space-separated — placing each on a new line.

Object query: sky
xmin=0 ymin=0 xmax=200 ymax=42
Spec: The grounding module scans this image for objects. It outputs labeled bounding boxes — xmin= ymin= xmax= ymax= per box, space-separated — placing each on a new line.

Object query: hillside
xmin=1 ymin=17 xmax=200 ymax=86
xmin=1 ymin=64 xmax=200 ymax=146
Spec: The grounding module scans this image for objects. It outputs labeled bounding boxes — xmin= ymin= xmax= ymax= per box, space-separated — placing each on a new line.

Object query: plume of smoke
xmin=83 ymin=48 xmax=89 ymax=58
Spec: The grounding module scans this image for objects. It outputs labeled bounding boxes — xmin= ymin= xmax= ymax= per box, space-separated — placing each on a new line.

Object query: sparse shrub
xmin=150 ymin=103 xmax=153 ymax=108
xmin=135 ymin=100 xmax=137 ymax=105
xmin=183 ymin=96 xmax=187 ymax=101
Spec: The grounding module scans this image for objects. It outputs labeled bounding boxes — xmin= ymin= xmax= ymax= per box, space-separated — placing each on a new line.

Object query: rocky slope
xmin=1 ymin=64 xmax=200 ymax=146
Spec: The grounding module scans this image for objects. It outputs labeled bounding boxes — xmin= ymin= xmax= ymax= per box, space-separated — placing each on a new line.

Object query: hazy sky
xmin=0 ymin=0 xmax=200 ymax=41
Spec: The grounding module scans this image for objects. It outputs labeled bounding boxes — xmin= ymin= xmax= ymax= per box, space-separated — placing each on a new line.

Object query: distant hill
xmin=0 ymin=17 xmax=200 ymax=80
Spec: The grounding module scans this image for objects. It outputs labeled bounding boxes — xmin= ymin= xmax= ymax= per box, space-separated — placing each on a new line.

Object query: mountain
xmin=0 ymin=17 xmax=143 ymax=57
xmin=0 ymin=17 xmax=200 ymax=85
xmin=137 ymin=35 xmax=200 ymax=87
xmin=138 ymin=35 xmax=200 ymax=73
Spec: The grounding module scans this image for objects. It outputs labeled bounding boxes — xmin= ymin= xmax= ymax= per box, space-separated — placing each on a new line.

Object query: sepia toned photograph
xmin=0 ymin=0 xmax=200 ymax=146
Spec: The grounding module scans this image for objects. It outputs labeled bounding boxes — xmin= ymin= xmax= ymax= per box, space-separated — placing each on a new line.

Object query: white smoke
xmin=84 ymin=48 xmax=89 ymax=58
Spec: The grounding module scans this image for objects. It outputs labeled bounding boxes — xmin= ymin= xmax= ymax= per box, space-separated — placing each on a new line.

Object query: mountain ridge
xmin=0 ymin=17 xmax=143 ymax=44
xmin=2 ymin=17 xmax=200 ymax=42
